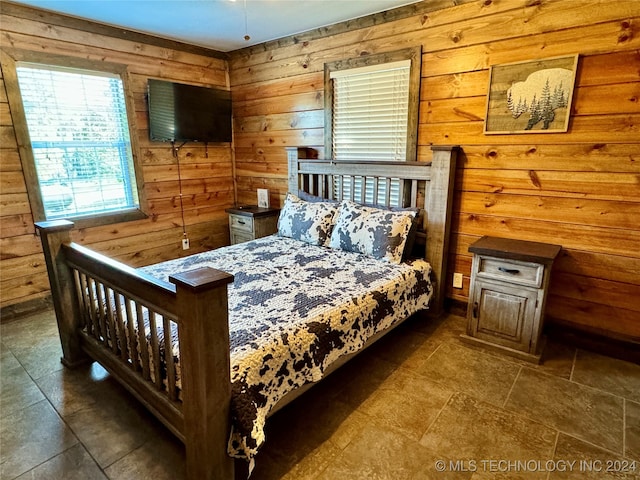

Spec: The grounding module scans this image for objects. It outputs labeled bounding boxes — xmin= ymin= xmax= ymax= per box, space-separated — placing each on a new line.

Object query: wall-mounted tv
xmin=147 ymin=79 xmax=232 ymax=143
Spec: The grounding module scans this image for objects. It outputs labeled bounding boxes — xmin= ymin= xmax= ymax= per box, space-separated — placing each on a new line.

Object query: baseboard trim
xmin=0 ymin=296 xmax=53 ymax=323
xmin=445 ymin=298 xmax=639 ymax=365
xmin=544 ymin=321 xmax=640 ymax=365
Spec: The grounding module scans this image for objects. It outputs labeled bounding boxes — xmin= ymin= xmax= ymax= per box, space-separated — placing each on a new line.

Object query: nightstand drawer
xmin=229 ymin=214 xmax=253 ymax=233
xmin=230 ymin=230 xmax=254 ymax=244
xmin=477 ymin=256 xmax=544 ymax=288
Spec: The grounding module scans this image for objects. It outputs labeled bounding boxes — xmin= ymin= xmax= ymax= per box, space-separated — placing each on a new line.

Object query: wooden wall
xmin=228 ymin=0 xmax=640 ymax=342
xmin=0 ymin=4 xmax=234 ymax=314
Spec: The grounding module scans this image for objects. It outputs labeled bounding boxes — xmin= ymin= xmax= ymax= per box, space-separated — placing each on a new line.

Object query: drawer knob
xmin=498 ymin=266 xmax=520 ymax=275
xmin=237 ymin=220 xmax=246 ymax=225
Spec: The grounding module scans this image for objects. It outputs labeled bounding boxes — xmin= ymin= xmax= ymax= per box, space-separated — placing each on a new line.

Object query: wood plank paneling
xmin=0 ymin=7 xmax=234 ymax=309
xmin=229 ymin=0 xmax=640 ymax=342
xmin=459 ymin=169 xmax=640 ymax=201
xmin=2 ymin=0 xmax=638 ymax=342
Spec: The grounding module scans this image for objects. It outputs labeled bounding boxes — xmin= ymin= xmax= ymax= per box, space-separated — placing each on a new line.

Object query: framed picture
xmin=257 ymin=188 xmax=270 ymax=208
xmin=484 ymin=55 xmax=579 ymax=134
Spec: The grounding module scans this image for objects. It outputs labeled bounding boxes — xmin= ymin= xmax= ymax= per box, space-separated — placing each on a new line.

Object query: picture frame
xmin=257 ymin=188 xmax=270 ymax=208
xmin=484 ymin=55 xmax=579 ymax=134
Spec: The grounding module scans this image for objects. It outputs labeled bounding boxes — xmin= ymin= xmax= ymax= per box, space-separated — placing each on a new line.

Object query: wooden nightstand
xmin=461 ymin=236 xmax=561 ymax=363
xmin=225 ymin=206 xmax=280 ymax=245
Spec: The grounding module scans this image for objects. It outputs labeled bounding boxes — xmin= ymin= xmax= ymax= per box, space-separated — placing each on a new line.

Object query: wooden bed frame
xmin=35 ymin=145 xmax=458 ymax=480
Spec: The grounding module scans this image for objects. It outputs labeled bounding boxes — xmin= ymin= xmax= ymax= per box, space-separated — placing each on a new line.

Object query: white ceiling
xmin=8 ymin=0 xmax=421 ymax=52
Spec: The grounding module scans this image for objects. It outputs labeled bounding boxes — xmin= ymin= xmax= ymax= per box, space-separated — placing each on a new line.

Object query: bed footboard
xmin=35 ymin=220 xmax=235 ymax=480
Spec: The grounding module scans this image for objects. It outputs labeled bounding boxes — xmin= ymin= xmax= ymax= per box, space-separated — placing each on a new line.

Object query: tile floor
xmin=1 ymin=309 xmax=639 ymax=480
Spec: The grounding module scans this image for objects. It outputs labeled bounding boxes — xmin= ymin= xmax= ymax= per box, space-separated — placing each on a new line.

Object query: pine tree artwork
xmin=484 ymin=55 xmax=578 ymax=134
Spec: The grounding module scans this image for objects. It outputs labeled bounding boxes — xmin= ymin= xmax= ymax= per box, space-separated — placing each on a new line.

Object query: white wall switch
xmin=453 ymin=272 xmax=463 ymax=289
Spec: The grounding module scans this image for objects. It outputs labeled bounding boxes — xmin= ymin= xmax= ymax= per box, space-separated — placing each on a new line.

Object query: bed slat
xmin=78 ymin=273 xmax=92 ymax=337
xmin=88 ymin=278 xmax=101 ymax=341
xmin=124 ymin=297 xmax=139 ymax=372
xmin=136 ymin=303 xmax=151 ymax=380
xmin=113 ymin=293 xmax=127 ymax=362
xmin=148 ymin=311 xmax=162 ymax=390
xmin=410 ymin=179 xmax=418 ymax=208
xmin=163 ymin=316 xmax=178 ymax=401
xmin=104 ymin=286 xmax=119 ymax=355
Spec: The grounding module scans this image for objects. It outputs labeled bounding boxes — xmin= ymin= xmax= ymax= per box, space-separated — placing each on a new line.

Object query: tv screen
xmin=147 ymin=79 xmax=232 ymax=143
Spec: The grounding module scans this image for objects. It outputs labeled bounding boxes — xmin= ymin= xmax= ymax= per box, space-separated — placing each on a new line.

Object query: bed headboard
xmin=286 ymin=146 xmax=458 ymax=317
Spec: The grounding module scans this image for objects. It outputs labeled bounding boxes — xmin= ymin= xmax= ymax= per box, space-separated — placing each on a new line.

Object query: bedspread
xmin=139 ymin=235 xmax=433 ymax=463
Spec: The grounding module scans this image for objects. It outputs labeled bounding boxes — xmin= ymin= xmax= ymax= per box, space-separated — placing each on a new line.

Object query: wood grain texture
xmin=1 ymin=0 xmax=638 ymax=342
xmin=228 ymin=0 xmax=640 ymax=341
xmin=0 ymin=8 xmax=234 ymax=307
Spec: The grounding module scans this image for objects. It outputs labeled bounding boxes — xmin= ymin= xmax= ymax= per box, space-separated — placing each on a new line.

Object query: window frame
xmin=324 ymin=46 xmax=422 ymax=162
xmin=1 ymin=48 xmax=147 ymax=228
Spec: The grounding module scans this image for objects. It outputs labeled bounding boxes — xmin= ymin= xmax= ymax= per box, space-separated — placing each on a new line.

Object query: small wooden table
xmin=225 ymin=206 xmax=280 ymax=245
xmin=461 ymin=236 xmax=561 ymax=363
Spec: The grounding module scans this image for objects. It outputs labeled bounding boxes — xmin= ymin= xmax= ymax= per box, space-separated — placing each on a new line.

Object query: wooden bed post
xmin=426 ymin=145 xmax=459 ymax=317
xmin=35 ymin=220 xmax=87 ymax=367
xmin=286 ymin=146 xmax=300 ymax=193
xmin=169 ymin=267 xmax=235 ymax=480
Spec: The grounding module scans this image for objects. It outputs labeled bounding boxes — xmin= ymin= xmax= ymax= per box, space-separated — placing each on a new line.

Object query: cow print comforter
xmin=140 ymin=234 xmax=433 ymax=464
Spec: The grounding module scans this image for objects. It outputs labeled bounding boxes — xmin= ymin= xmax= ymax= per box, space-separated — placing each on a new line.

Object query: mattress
xmin=138 ymin=234 xmax=433 ymax=462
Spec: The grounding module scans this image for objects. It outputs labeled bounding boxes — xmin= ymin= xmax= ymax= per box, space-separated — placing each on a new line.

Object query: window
xmin=331 ymin=60 xmax=410 ymax=161
xmin=1 ymin=48 xmax=146 ymax=228
xmin=324 ymin=47 xmax=421 ymax=205
xmin=15 ymin=63 xmax=140 ymax=221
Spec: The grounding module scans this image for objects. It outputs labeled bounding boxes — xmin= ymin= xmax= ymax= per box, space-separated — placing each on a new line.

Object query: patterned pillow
xmin=328 ymin=200 xmax=417 ymax=264
xmin=277 ymin=193 xmax=338 ymax=246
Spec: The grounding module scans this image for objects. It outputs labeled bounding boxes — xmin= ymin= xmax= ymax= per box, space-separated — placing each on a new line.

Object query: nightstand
xmin=461 ymin=236 xmax=561 ymax=363
xmin=225 ymin=206 xmax=280 ymax=245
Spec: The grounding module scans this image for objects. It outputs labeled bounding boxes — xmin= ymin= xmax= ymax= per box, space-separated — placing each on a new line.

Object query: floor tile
xmin=550 ymin=433 xmax=639 ymax=480
xmin=104 ymin=431 xmax=185 ymax=480
xmin=322 ymin=352 xmax=398 ymax=408
xmin=535 ymin=339 xmax=577 ymax=380
xmin=35 ymin=362 xmax=113 ymax=418
xmin=317 ymin=423 xmax=472 ymax=480
xmin=414 ymin=341 xmax=522 ymax=407
xmin=627 ymin=400 xmax=640 ymax=461
xmin=420 ymin=392 xmax=557 ymax=480
xmin=506 ymin=368 xmax=624 ymax=454
xmin=273 ymin=393 xmax=369 ymax=452
xmin=1 ymin=313 xmax=65 ymax=380
xmin=9 ymin=338 xmax=65 ymax=381
xmin=572 ymin=349 xmax=640 ymax=403
xmin=2 ymin=309 xmax=635 ymax=480
xmin=482 ymin=338 xmax=576 ymax=381
xmin=36 ymin=364 xmax=155 ymax=469
xmin=0 ymin=349 xmax=45 ymax=416
xmin=0 ymin=311 xmax=61 ymax=354
xmin=0 ymin=400 xmax=78 ymax=479
xmin=252 ymin=433 xmax=340 ymax=480
xmin=256 ymin=384 xmax=370 ymax=479
xmin=61 ymin=385 xmax=160 ymax=468
xmin=366 ymin=320 xmax=433 ymax=367
xmin=360 ymin=368 xmax=452 ymax=440
xmin=14 ymin=444 xmax=106 ymax=480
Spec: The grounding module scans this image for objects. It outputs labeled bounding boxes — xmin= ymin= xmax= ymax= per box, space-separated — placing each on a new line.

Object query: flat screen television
xmin=147 ymin=79 xmax=232 ymax=143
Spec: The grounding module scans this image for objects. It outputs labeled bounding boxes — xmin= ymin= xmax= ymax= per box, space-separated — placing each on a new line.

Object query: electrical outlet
xmin=453 ymin=272 xmax=463 ymax=289
xmin=182 ymin=238 xmax=190 ymax=250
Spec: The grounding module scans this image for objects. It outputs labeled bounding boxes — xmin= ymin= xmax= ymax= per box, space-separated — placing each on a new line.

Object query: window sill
xmin=51 ymin=208 xmax=148 ymax=229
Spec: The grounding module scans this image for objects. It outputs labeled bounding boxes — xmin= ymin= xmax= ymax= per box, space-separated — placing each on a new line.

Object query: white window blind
xmin=16 ymin=63 xmax=139 ymax=220
xmin=331 ymin=60 xmax=410 ymax=162
xmin=330 ymin=60 xmax=410 ymax=205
